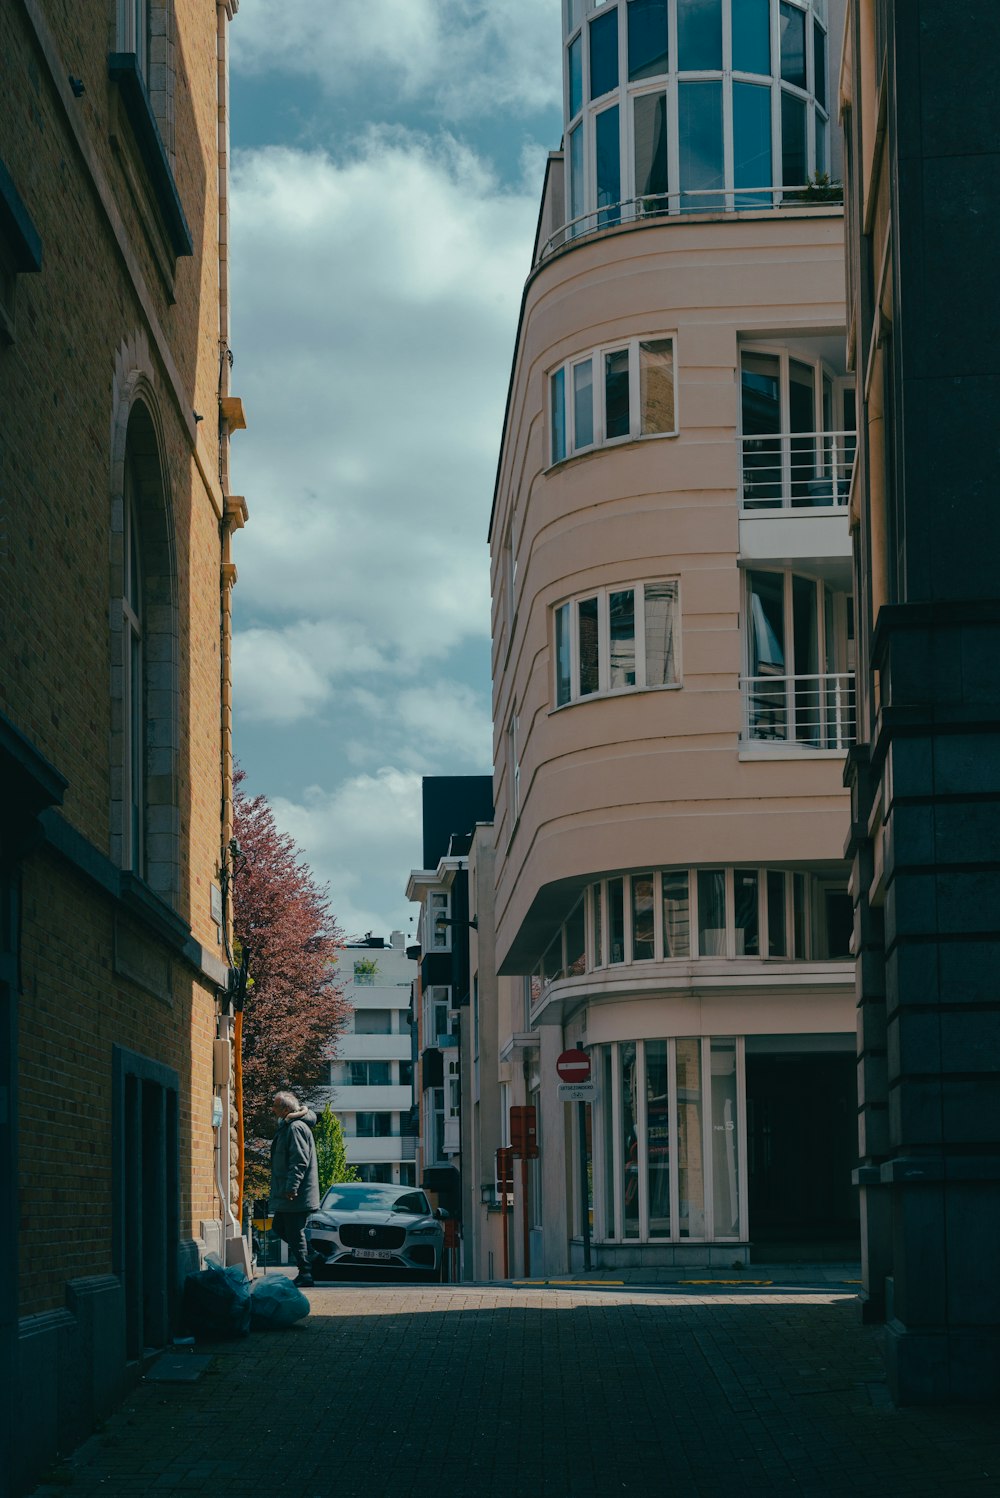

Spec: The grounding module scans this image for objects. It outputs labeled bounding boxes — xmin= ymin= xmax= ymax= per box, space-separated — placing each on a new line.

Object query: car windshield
xmin=320 ymin=1184 xmax=432 ymax=1216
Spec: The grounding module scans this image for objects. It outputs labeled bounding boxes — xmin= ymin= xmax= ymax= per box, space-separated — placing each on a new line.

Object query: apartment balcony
xmin=341 ymin=986 xmax=407 ymax=1010
xmin=738 ymin=430 xmax=854 ymax=571
xmin=739 ymin=431 xmax=855 ymax=512
xmin=321 ymin=1085 xmax=412 ymax=1111
xmin=538 ymin=185 xmax=843 ymax=265
xmin=337 ymin=1033 xmax=412 ymax=1061
xmin=343 ymin=1135 xmax=417 ymax=1164
xmin=741 ymin=672 xmax=856 ymax=751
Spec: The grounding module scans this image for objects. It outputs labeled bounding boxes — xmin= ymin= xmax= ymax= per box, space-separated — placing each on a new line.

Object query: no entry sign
xmin=556 ymin=1048 xmax=591 ymax=1083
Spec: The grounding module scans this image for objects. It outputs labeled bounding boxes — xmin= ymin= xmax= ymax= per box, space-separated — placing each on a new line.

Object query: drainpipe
xmin=216 ymin=0 xmax=248 ymax=1252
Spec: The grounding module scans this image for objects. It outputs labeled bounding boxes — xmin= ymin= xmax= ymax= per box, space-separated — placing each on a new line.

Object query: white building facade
xmin=315 ymin=933 xmax=417 ymax=1185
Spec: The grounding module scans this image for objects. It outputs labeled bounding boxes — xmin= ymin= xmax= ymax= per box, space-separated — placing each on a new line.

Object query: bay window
xmin=595 ymin=1035 xmax=745 ymax=1242
xmin=552 ymin=0 xmax=833 ymax=253
xmin=553 ymin=579 xmax=680 ymax=706
xmin=585 ymin=866 xmax=849 ymax=966
xmin=549 ymin=334 xmax=677 ymax=463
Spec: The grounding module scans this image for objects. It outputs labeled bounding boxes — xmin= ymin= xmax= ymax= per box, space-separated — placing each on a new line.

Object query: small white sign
xmin=558 ymin=1082 xmax=597 ymax=1102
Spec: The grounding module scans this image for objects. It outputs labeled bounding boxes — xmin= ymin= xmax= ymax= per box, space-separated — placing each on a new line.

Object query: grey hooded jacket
xmin=268 ymin=1106 xmax=320 ymax=1214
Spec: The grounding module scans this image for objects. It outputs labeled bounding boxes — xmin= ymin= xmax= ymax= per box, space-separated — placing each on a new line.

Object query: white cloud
xmin=271 ymin=768 xmax=425 ymax=942
xmin=228 ymin=108 xmax=527 ymax=938
xmin=233 ymin=627 xmax=332 ymax=723
xmin=231 ymin=0 xmax=562 ymax=121
xmin=230 ymin=133 xmax=536 ymax=656
xmin=344 ymin=680 xmax=493 ymax=770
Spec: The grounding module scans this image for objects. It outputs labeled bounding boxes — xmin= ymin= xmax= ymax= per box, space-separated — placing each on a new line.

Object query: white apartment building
xmin=314 ymin=933 xmax=417 ymax=1185
xmin=488 ymin=0 xmax=858 ymax=1276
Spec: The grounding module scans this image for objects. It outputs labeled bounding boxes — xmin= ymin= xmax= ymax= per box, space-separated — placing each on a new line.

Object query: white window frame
xmin=548 ymin=333 xmax=678 ymax=465
xmin=552 ymin=578 xmax=682 ymax=707
xmin=426 ymin=891 xmax=451 ymax=952
xmin=595 ymin=1035 xmax=749 ymax=1244
xmin=742 ymin=565 xmax=854 ymax=746
xmin=118 ymin=0 xmax=151 ymax=80
xmin=558 ymin=0 xmax=829 ymax=232
xmin=739 ymin=342 xmax=855 ymax=447
xmin=502 ymin=517 xmax=518 ymax=636
xmin=506 ymin=709 xmax=521 ymax=825
xmin=422 ymin=985 xmax=452 ymax=1048
xmin=582 ymin=865 xmax=851 ymax=968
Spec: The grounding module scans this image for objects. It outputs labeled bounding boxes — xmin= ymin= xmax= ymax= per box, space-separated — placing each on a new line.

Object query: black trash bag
xmin=182 ymin=1258 xmax=252 ymax=1338
xmin=250 ymin=1275 xmax=310 ymax=1329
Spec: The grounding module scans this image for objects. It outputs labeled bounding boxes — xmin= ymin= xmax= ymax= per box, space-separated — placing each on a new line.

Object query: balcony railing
xmin=539 ymin=183 xmax=843 ymax=263
xmin=740 ymin=431 xmax=856 ymax=511
xmin=343 ymin=1133 xmax=417 ymax=1151
xmin=742 ymin=672 xmax=856 ymax=749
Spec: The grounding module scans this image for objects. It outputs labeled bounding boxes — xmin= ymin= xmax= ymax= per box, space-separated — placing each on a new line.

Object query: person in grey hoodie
xmin=268 ymin=1091 xmax=320 ymax=1286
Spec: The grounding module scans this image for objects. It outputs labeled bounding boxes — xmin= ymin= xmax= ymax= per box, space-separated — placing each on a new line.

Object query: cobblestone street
xmin=30 ymin=1280 xmax=999 ymax=1497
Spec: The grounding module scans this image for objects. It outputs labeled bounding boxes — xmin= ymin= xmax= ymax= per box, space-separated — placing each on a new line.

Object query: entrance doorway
xmin=113 ymin=1048 xmax=180 ymax=1360
xmin=745 ymin=1050 xmax=858 ymax=1261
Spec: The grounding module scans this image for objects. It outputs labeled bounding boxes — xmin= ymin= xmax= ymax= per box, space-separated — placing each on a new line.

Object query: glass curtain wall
xmin=595 ymin=1036 xmax=745 ymax=1242
xmin=561 ymin=0 xmax=830 ymax=235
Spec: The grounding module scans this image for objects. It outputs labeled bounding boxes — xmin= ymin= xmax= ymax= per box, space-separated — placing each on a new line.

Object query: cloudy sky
xmin=229 ymin=1 xmax=563 ymax=942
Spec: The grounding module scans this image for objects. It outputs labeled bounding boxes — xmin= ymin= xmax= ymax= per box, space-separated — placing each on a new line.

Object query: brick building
xmin=0 ymin=2 xmax=247 ymax=1488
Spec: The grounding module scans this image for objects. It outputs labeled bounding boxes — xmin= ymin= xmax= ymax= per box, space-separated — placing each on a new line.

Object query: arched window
xmin=122 ymin=455 xmax=144 ymax=873
xmin=111 ymin=392 xmax=179 ymax=903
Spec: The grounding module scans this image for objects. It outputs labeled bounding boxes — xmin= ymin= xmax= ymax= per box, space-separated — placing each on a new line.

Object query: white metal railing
xmin=539 ymin=183 xmax=843 ymax=262
xmin=740 ymin=431 xmax=856 ymax=510
xmin=742 ymin=672 xmax=856 ymax=749
xmin=343 ymin=1132 xmax=417 ymax=1149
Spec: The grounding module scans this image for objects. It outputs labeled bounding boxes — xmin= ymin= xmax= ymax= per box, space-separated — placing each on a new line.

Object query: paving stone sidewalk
xmin=30 ymin=1281 xmax=998 ymax=1498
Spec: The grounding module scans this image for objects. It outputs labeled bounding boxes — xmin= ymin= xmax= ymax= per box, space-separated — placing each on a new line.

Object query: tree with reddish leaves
xmin=232 ymin=768 xmax=348 ymax=1196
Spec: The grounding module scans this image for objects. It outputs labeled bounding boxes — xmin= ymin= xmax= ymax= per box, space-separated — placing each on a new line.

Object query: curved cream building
xmin=490 ymin=0 xmax=857 ymax=1273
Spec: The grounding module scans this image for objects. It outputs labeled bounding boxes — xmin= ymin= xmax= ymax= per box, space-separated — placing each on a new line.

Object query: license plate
xmin=353 ymin=1248 xmax=392 ymax=1261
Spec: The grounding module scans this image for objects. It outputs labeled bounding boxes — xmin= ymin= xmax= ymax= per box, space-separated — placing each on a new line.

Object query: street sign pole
xmin=558 ymin=1048 xmax=593 ymax=1273
xmin=578 ymin=1096 xmax=591 ymax=1272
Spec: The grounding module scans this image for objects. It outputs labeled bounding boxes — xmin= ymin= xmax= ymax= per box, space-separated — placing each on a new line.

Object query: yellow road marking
xmin=513 ymin=1278 xmax=625 ymax=1286
xmin=679 ymin=1279 xmax=774 ymax=1286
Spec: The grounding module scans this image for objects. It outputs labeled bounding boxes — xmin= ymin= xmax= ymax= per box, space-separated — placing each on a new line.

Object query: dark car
xmin=305 ymin=1183 xmax=447 ymax=1280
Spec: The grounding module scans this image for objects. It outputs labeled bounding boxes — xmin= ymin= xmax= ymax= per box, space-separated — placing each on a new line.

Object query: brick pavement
xmin=29 ymin=1281 xmax=998 ymax=1497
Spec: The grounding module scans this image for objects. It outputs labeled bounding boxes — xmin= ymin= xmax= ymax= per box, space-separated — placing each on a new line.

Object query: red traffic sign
xmin=556 ymin=1048 xmax=591 ymax=1083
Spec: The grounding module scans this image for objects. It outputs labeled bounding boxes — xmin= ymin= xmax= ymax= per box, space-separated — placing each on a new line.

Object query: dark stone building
xmin=840 ymin=0 xmax=1000 ymax=1403
xmin=407 ymin=777 xmax=493 ymax=1240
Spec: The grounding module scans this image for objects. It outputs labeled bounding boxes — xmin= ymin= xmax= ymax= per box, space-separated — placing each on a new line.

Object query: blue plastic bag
xmin=250 ymin=1274 xmax=310 ymax=1329
xmin=183 ymin=1259 xmax=252 ymax=1338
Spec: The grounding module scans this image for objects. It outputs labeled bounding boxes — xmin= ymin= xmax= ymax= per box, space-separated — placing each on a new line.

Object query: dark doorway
xmin=113 ymin=1048 xmax=180 ymax=1360
xmin=745 ymin=1051 xmax=858 ymax=1261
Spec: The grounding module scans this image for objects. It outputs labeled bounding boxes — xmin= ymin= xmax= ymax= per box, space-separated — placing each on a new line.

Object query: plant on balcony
xmin=353 ymin=956 xmax=379 ymax=985
xmin=315 ymin=1104 xmax=360 ymax=1193
xmin=785 ymin=171 xmax=844 ymax=205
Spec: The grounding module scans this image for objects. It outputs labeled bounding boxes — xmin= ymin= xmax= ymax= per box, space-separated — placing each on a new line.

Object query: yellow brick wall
xmin=2 ymin=0 xmax=234 ymax=1317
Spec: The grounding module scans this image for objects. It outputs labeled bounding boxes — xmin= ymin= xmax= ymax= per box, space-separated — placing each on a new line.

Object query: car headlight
xmin=409 ymin=1224 xmax=441 ymax=1237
